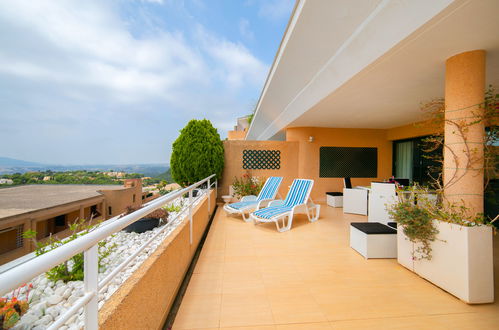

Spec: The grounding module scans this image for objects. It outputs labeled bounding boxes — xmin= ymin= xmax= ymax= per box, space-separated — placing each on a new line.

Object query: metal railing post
xmin=189 ymin=189 xmax=193 ymax=244
xmin=207 ymin=178 xmax=211 ymax=215
xmin=84 ymin=245 xmax=98 ymax=330
xmin=215 ymin=180 xmax=218 ymax=198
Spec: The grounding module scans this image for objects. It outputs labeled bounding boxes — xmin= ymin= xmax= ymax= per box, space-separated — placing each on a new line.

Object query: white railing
xmin=0 ymin=174 xmax=217 ymax=330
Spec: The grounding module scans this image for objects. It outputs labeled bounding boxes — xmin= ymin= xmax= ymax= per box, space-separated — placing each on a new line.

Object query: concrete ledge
xmin=99 ymin=189 xmax=216 ymax=330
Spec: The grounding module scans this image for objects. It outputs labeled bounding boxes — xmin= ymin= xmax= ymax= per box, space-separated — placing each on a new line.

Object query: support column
xmin=444 ymin=50 xmax=486 ymax=215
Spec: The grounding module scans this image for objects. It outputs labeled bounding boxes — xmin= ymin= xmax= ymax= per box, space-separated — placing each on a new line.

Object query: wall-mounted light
xmin=308 ymin=136 xmax=314 ymax=143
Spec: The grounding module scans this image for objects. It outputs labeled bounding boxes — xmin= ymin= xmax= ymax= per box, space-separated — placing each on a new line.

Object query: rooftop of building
xmin=0 ymin=184 xmax=127 ymax=219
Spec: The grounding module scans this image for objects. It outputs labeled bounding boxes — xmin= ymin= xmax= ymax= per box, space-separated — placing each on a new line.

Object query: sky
xmin=0 ymin=0 xmax=293 ymax=165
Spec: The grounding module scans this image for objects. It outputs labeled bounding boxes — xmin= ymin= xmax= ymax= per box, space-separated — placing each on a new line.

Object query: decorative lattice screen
xmin=319 ymin=147 xmax=377 ymax=178
xmin=243 ymin=150 xmax=280 ymax=170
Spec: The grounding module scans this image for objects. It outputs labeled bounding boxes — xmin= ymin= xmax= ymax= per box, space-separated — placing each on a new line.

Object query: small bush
xmin=170 ymin=119 xmax=224 ymax=186
xmin=231 ymin=173 xmax=264 ymax=198
xmin=123 ymin=205 xmax=169 ymax=220
xmin=23 ymin=219 xmax=116 ymax=283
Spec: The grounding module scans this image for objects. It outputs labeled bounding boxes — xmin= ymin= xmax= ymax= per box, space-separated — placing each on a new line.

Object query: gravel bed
xmin=3 ymin=190 xmax=206 ymax=330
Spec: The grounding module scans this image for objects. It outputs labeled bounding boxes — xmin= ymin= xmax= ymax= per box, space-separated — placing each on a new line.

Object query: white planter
xmin=397 ymin=220 xmax=494 ymax=304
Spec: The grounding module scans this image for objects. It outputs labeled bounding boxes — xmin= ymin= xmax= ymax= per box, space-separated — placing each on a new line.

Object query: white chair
xmin=223 ymin=177 xmax=283 ymax=222
xmin=250 ymin=179 xmax=320 ymax=232
xmin=368 ymin=182 xmax=397 ymax=224
xmin=343 ymin=178 xmax=369 ymax=215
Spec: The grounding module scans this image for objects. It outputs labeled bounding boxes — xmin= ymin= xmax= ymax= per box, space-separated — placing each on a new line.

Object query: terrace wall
xmin=286 ymin=127 xmax=392 ymax=201
xmin=99 ymin=189 xmax=216 ymax=330
xmin=221 ymin=124 xmax=440 ymax=202
xmin=220 ymin=140 xmax=299 ymax=200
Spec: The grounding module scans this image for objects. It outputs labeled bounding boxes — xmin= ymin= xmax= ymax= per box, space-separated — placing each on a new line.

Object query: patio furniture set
xmin=223 ymin=177 xmax=320 ymax=232
xmin=223 ymin=176 xmax=406 ymax=261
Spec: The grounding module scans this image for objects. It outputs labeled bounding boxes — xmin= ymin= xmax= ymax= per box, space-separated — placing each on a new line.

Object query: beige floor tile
xmin=185 ymin=272 xmax=224 ymax=295
xmin=173 ymin=294 xmax=221 ymax=329
xmin=220 ymin=326 xmax=276 ymax=330
xmin=275 ymin=322 xmax=332 ymax=330
xmin=330 ymin=311 xmax=499 ymax=330
xmin=220 ymin=293 xmax=275 ymax=328
xmin=267 ymin=291 xmax=328 ymax=324
xmin=193 ymin=255 xmax=224 ymax=274
xmin=174 ymin=205 xmax=499 ymax=329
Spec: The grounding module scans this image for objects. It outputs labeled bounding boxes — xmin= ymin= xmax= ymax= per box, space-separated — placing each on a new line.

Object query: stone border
xmin=99 ymin=190 xmax=216 ymax=329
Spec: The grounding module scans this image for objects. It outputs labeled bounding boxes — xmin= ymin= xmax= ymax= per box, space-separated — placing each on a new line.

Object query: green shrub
xmin=170 ymin=119 xmax=224 ymax=186
xmin=23 ymin=219 xmax=116 ymax=282
xmin=231 ymin=173 xmax=264 ymax=198
xmin=162 ymin=201 xmax=184 ymax=213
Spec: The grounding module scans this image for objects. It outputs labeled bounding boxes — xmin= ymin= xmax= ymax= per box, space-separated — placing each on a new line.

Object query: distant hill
xmin=0 ymin=157 xmax=169 ymax=176
xmin=0 ymin=157 xmax=43 ymax=167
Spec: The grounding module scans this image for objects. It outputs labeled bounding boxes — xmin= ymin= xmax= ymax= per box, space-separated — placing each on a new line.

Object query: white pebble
xmin=47 ymin=294 xmax=62 ymax=305
xmin=38 ymin=314 xmax=53 ymax=325
xmin=55 ymin=286 xmax=66 ymax=296
xmin=63 ymin=288 xmax=72 ymax=299
xmin=46 ymin=305 xmax=60 ymax=318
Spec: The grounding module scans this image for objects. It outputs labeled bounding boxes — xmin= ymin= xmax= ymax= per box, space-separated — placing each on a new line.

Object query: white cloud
xmin=258 ymin=0 xmax=294 ymax=21
xmin=0 ymin=0 xmax=269 ymax=163
xmin=0 ymin=0 xmax=266 ymax=105
xmin=239 ymin=18 xmax=254 ymax=40
xmin=195 ymin=25 xmax=267 ymax=90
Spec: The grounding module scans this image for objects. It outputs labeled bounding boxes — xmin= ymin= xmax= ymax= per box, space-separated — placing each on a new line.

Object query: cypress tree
xmin=170 ymin=119 xmax=224 ymax=186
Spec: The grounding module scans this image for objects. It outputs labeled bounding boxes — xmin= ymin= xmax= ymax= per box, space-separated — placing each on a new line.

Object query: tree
xmin=170 ymin=119 xmax=224 ymax=186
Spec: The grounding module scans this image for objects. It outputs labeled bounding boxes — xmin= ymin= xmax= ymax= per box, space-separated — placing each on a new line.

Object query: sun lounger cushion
xmin=226 ymin=201 xmax=259 ymax=210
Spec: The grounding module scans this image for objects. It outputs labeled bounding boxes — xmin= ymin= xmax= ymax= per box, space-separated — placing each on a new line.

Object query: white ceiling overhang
xmin=246 ymin=0 xmax=499 ymax=140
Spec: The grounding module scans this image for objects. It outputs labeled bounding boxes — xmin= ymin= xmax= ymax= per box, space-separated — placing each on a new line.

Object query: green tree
xmin=170 ymin=119 xmax=224 ymax=186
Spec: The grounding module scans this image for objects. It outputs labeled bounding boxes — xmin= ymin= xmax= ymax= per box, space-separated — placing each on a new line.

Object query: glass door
xmin=394 ymin=140 xmax=413 ymax=181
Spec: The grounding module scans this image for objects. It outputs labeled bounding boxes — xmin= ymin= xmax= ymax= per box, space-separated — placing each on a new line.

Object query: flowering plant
xmin=231 ymin=172 xmax=264 ymax=199
xmin=0 ymin=284 xmax=32 ymax=329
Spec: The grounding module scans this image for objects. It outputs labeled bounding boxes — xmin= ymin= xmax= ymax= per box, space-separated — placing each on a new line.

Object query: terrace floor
xmin=173 ymin=204 xmax=499 ymax=330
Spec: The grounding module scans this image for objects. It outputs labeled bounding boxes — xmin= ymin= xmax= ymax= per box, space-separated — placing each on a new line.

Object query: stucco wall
xmin=99 ymin=189 xmax=216 ymax=330
xmin=386 ymin=121 xmax=440 ymax=141
xmin=220 ymin=140 xmax=299 ymax=200
xmin=227 ymin=130 xmax=247 ymax=140
xmin=286 ymin=127 xmax=393 ymax=201
xmin=221 ymin=123 xmax=447 ymax=202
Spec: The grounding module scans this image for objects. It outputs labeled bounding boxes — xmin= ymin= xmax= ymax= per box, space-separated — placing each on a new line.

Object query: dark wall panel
xmin=319 ymin=147 xmax=377 ymax=178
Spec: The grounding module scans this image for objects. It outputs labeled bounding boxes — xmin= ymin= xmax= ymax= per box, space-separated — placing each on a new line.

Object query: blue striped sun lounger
xmin=223 ymin=176 xmax=283 ymax=222
xmin=250 ymin=179 xmax=320 ymax=232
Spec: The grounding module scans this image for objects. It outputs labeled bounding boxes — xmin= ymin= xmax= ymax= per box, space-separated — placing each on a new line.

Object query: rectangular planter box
xmin=397 ymin=220 xmax=494 ymax=304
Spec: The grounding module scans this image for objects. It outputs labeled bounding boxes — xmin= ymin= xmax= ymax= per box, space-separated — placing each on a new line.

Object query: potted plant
xmin=122 ymin=206 xmax=169 ymax=233
xmin=231 ymin=172 xmax=264 ymax=200
xmin=390 ymin=187 xmax=496 ymax=304
xmin=389 ymin=87 xmax=498 ymax=304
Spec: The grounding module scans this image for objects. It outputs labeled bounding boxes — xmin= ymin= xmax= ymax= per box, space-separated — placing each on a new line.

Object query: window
xmin=133 ymin=194 xmax=136 ymax=203
xmin=108 ymin=206 xmax=112 ymax=216
xmin=0 ymin=225 xmax=24 ymax=254
xmin=55 ymin=215 xmax=66 ymax=227
xmin=90 ymin=204 xmax=100 ymax=217
xmin=393 ymin=136 xmax=441 ymax=185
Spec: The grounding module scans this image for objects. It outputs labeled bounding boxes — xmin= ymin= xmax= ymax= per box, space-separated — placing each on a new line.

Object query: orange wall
xmin=221 ymin=122 xmax=445 ymax=202
xmin=286 ymin=127 xmax=393 ymax=201
xmin=220 ymin=140 xmax=299 ymax=199
xmin=227 ymin=130 xmax=247 ymax=140
xmin=386 ymin=121 xmax=440 ymax=141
